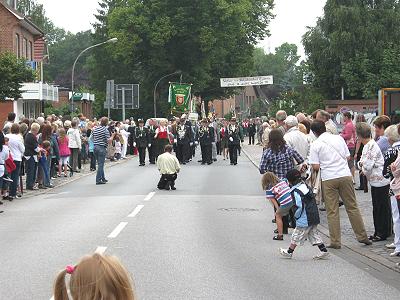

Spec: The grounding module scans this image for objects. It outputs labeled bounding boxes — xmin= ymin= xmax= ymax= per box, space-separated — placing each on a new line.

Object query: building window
xmin=28 ymin=41 xmax=33 ymax=60
xmin=15 ymin=34 xmax=20 ymax=58
xmin=22 ymin=38 xmax=27 ymax=58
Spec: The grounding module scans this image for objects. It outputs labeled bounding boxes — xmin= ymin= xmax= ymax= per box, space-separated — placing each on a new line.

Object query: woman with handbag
xmin=5 ymin=123 xmax=24 ymax=200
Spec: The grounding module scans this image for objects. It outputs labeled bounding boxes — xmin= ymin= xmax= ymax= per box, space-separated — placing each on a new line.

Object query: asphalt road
xmin=0 ymin=153 xmax=399 ymax=299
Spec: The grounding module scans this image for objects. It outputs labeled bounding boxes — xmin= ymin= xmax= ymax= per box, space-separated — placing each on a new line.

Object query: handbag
xmin=5 ymin=152 xmax=16 ymax=173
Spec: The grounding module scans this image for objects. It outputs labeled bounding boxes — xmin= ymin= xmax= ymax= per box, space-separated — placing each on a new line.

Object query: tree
xmin=0 ymin=53 xmax=34 ymax=100
xmin=97 ymin=0 xmax=274 ymax=118
xmin=303 ymin=0 xmax=400 ymax=99
xmin=45 ymin=31 xmax=93 ymax=87
xmin=252 ymin=43 xmax=302 ymax=93
xmin=17 ymin=0 xmax=66 ymax=44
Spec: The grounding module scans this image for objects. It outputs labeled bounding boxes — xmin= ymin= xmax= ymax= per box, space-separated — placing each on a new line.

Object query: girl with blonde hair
xmin=262 ymin=171 xmax=294 ymax=241
xmin=53 ymin=253 xmax=135 ymax=300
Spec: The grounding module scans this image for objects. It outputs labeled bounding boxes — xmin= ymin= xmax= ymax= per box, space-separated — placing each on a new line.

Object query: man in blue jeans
xmin=92 ymin=117 xmax=114 ymax=185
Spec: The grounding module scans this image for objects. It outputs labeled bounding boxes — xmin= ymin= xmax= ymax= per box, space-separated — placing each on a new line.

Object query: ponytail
xmin=53 ymin=270 xmax=69 ymax=300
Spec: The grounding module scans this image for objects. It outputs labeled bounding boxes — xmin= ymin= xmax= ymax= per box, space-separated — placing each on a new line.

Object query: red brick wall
xmin=0 ymin=101 xmax=14 ymax=125
xmin=0 ymin=4 xmax=37 ymax=59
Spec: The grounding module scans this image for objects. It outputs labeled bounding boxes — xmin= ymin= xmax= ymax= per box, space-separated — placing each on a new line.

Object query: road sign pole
xmin=122 ymin=87 xmax=126 ymax=121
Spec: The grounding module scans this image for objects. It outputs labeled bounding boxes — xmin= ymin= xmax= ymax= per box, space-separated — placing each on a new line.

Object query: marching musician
xmin=175 ymin=115 xmax=193 ymax=165
xmin=227 ymin=117 xmax=244 ymax=165
xmin=133 ymin=119 xmax=151 ymax=166
xmin=198 ymin=118 xmax=214 ymax=165
xmin=147 ymin=119 xmax=157 ymax=164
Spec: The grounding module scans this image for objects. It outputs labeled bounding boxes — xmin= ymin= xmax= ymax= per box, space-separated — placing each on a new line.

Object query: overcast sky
xmin=36 ymin=0 xmax=326 ymax=57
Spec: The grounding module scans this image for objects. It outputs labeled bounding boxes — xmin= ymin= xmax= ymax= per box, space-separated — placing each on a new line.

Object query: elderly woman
xmin=383 ymin=125 xmax=400 ymax=257
xmin=356 ymin=122 xmax=391 ymax=242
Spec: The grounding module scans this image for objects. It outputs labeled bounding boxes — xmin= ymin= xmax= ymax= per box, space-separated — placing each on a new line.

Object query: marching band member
xmin=154 ymin=119 xmax=170 ymax=161
xmin=175 ymin=115 xmax=192 ymax=165
xmin=227 ymin=117 xmax=244 ymax=165
xmin=133 ymin=119 xmax=151 ymax=166
xmin=199 ymin=118 xmax=214 ymax=165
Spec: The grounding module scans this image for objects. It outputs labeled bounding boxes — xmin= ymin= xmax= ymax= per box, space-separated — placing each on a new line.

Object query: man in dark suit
xmin=248 ymin=119 xmax=256 ymax=145
xmin=227 ymin=117 xmax=244 ymax=165
xmin=199 ymin=118 xmax=214 ymax=165
xmin=133 ymin=119 xmax=151 ymax=166
xmin=175 ymin=116 xmax=192 ymax=164
xmin=147 ymin=119 xmax=157 ymax=164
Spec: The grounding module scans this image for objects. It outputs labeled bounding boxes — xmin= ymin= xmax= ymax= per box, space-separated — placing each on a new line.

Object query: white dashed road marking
xmin=144 ymin=191 xmax=156 ymax=201
xmin=107 ymin=222 xmax=128 ymax=238
xmin=128 ymin=205 xmax=144 ymax=218
xmin=95 ymin=246 xmax=108 ymax=254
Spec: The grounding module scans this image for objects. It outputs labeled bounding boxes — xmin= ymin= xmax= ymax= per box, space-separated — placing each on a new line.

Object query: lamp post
xmin=153 ymin=70 xmax=181 ymax=117
xmin=71 ymin=37 xmax=118 ymax=112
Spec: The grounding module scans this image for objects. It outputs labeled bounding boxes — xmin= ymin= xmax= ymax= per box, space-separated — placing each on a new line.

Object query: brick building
xmin=0 ymin=0 xmax=58 ymax=123
xmin=211 ymin=86 xmax=267 ymax=119
xmin=53 ymin=89 xmax=95 ymax=119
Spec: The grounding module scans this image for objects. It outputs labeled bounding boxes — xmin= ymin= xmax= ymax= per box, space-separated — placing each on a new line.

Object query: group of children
xmin=262 ymin=169 xmax=330 ymax=260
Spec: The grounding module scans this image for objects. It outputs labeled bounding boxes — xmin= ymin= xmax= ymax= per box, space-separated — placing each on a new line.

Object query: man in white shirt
xmin=284 ymin=115 xmax=309 ymax=160
xmin=309 ymin=120 xmax=371 ymax=249
xmin=157 ymin=144 xmax=181 ymax=190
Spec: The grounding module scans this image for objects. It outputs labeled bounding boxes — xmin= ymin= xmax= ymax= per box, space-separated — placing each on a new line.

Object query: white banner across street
xmin=220 ymin=75 xmax=273 ymax=87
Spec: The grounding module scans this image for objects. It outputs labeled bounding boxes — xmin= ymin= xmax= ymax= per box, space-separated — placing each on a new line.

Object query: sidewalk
xmin=8 ymin=156 xmax=136 ymax=200
xmin=242 ymin=143 xmax=400 ymax=272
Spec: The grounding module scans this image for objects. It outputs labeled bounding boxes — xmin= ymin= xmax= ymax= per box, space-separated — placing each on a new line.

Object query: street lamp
xmin=153 ymin=70 xmax=181 ymax=117
xmin=71 ymin=37 xmax=118 ymax=112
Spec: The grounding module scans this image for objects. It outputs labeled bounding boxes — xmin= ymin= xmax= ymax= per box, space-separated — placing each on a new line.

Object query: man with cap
xmin=175 ymin=115 xmax=192 ymax=164
xmin=284 ymin=115 xmax=309 ymax=160
xmin=227 ymin=117 xmax=244 ymax=165
xmin=133 ymin=119 xmax=151 ymax=166
xmin=198 ymin=118 xmax=214 ymax=165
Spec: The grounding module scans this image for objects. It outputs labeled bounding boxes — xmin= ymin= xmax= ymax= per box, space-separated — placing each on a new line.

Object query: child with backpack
xmin=262 ymin=171 xmax=294 ymax=240
xmin=279 ymin=169 xmax=329 ymax=259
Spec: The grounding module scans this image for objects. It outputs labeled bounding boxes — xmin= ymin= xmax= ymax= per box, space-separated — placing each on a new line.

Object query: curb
xmin=20 ymin=156 xmax=136 ymax=199
xmin=242 ymin=145 xmax=400 ymax=273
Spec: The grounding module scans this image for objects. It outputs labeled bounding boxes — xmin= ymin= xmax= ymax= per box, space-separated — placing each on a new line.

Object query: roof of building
xmin=0 ymin=0 xmax=44 ymax=36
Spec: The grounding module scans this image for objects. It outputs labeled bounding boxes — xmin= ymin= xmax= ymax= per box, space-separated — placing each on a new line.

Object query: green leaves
xmin=0 ymin=53 xmax=34 ymax=100
xmin=98 ymin=0 xmax=274 ymax=117
xmin=304 ymin=0 xmax=400 ymax=99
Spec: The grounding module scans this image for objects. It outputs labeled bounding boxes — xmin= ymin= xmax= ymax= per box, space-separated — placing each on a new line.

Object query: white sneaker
xmin=279 ymin=248 xmax=293 ymax=259
xmin=389 ymin=251 xmax=400 ymax=257
xmin=385 ymin=243 xmax=395 ymax=249
xmin=313 ymin=251 xmax=330 ymax=260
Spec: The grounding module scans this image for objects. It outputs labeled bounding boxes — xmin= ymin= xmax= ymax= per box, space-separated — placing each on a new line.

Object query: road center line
xmin=95 ymin=246 xmax=108 ymax=254
xmin=107 ymin=222 xmax=128 ymax=238
xmin=144 ymin=191 xmax=156 ymax=201
xmin=128 ymin=205 xmax=144 ymax=218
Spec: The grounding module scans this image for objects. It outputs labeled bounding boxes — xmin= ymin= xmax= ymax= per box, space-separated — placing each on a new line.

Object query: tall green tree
xmin=252 ymin=43 xmax=302 ymax=91
xmin=303 ymin=0 xmax=400 ymax=99
xmin=0 ymin=53 xmax=34 ymax=100
xmin=17 ymin=0 xmax=66 ymax=44
xmin=94 ymin=0 xmax=274 ymax=118
xmin=45 ymin=31 xmax=93 ymax=87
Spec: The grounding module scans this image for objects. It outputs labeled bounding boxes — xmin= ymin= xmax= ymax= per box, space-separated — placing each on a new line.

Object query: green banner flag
xmin=169 ymin=83 xmax=191 ymax=112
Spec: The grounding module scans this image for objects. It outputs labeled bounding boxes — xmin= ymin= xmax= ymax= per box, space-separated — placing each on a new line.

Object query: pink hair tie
xmin=66 ymin=265 xmax=75 ymax=274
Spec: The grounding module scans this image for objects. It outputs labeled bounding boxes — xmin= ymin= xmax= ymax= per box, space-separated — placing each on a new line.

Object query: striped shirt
xmin=266 ymin=180 xmax=293 ymax=208
xmin=92 ymin=126 xmax=110 ymax=147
